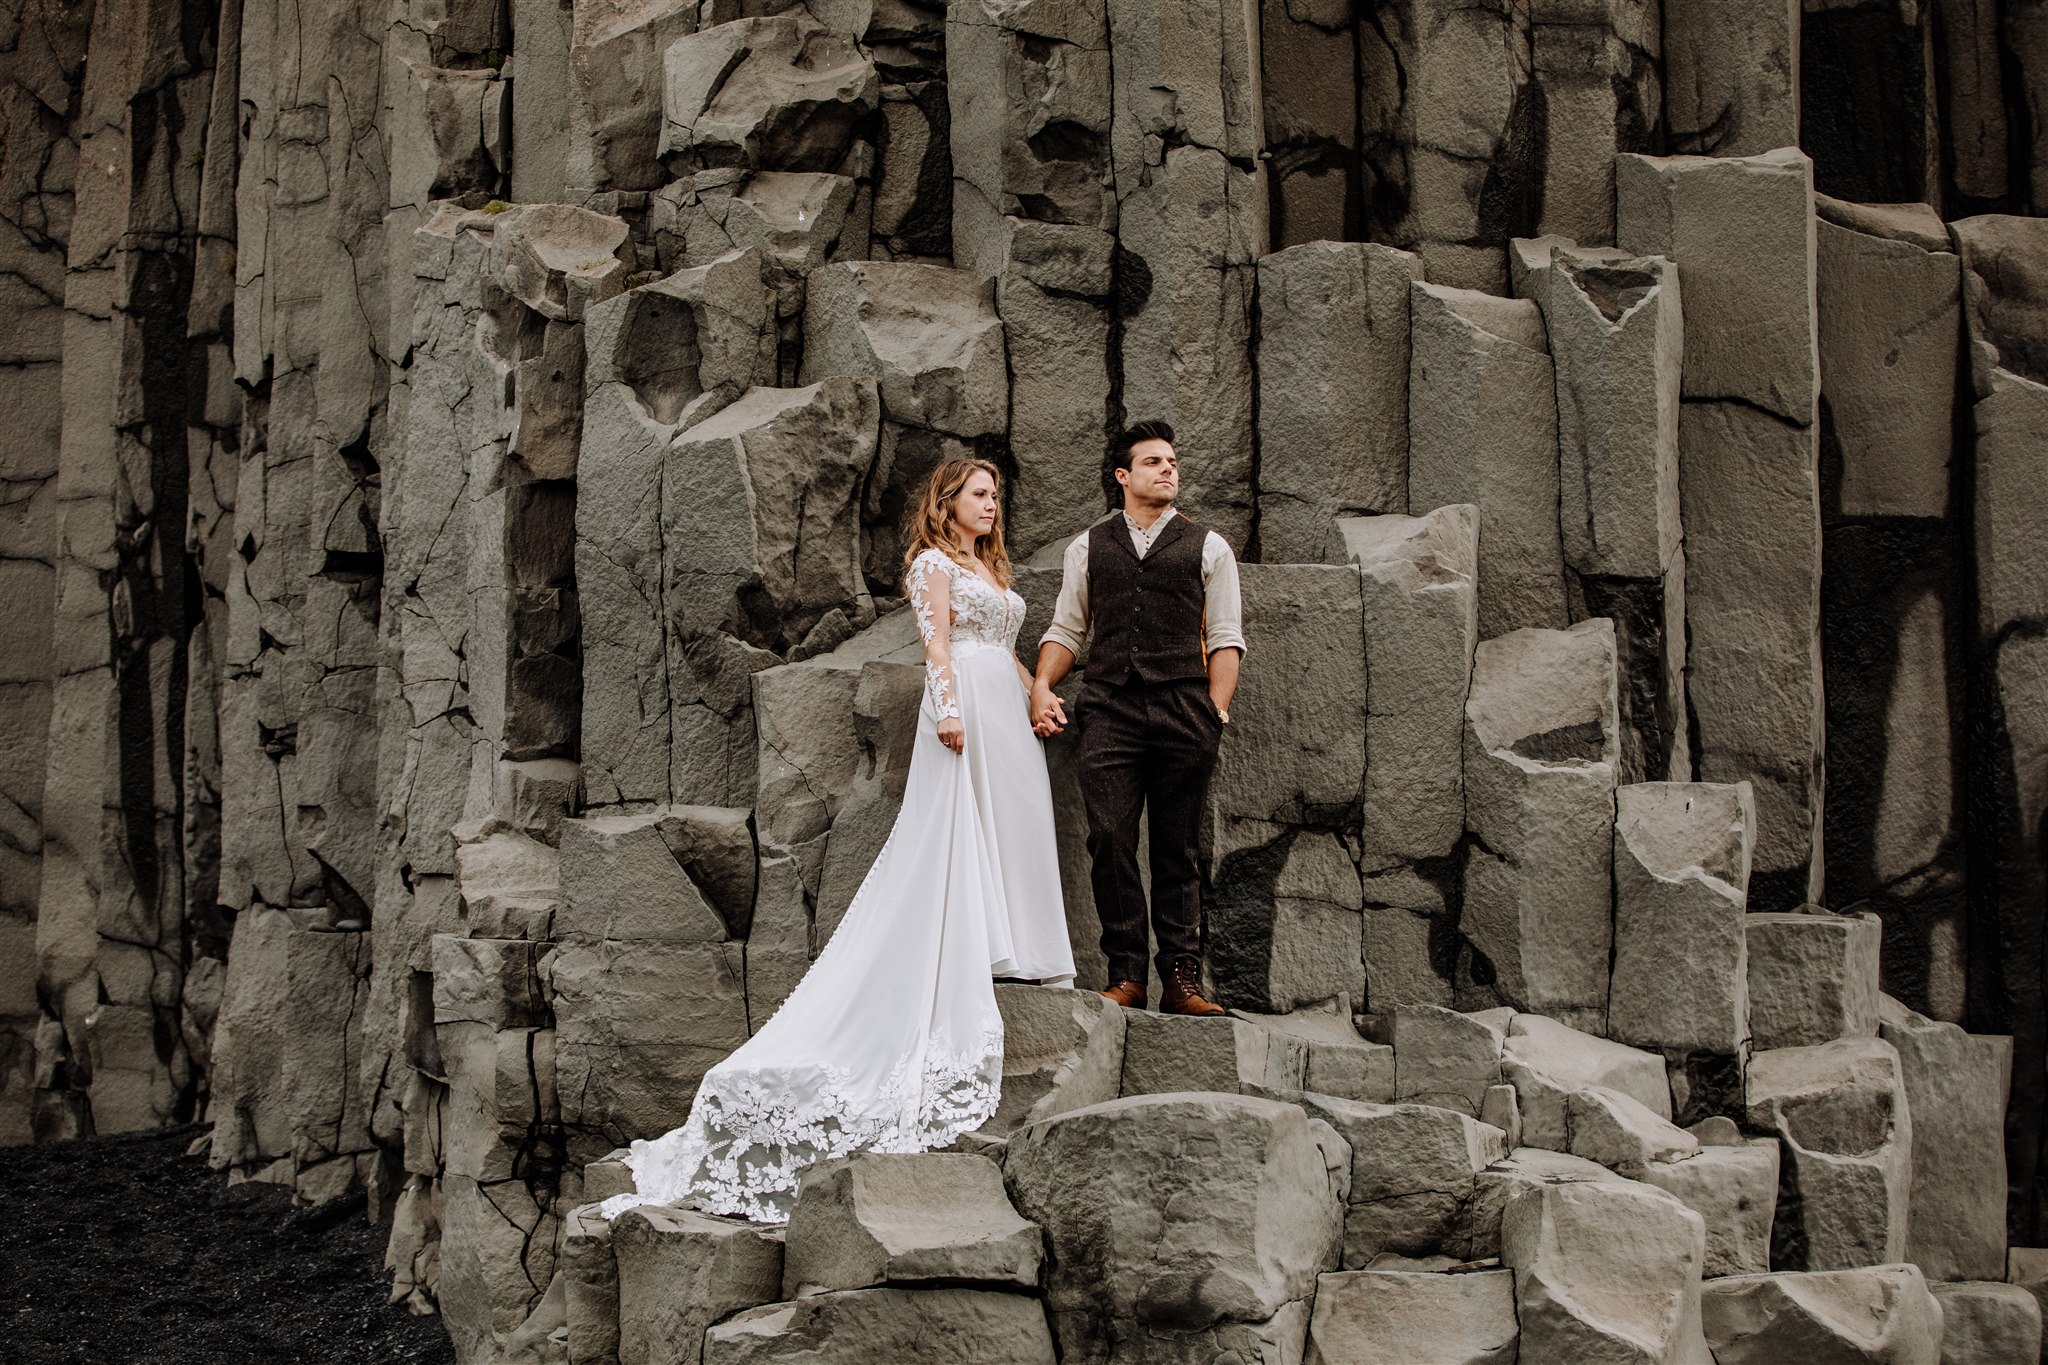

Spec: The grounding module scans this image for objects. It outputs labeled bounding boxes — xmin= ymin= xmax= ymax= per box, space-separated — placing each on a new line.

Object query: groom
xmin=1030 ymin=421 xmax=1245 ymax=1016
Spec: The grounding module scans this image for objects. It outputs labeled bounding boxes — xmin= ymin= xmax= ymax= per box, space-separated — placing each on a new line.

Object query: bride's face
xmin=950 ymin=471 xmax=999 ymax=540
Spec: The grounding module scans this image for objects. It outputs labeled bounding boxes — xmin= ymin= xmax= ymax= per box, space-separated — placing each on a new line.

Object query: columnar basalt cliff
xmin=8 ymin=0 xmax=2048 ymax=1361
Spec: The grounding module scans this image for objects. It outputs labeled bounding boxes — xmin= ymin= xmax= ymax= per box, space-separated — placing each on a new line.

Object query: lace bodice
xmin=906 ymin=549 xmax=1026 ymax=720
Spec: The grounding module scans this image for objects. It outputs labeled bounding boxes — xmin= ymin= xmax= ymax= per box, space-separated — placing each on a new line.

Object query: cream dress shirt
xmin=1039 ymin=508 xmax=1248 ymax=660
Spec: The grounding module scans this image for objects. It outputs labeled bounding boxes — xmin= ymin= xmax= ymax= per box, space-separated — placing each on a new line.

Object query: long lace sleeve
xmin=907 ymin=552 xmax=961 ymax=722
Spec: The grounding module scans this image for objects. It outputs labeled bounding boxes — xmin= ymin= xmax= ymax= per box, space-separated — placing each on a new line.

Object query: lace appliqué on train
xmin=597 ymin=1024 xmax=1003 ymax=1224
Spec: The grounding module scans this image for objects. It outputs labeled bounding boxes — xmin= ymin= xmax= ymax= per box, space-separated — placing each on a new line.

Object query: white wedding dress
xmin=599 ymin=549 xmax=1075 ymax=1224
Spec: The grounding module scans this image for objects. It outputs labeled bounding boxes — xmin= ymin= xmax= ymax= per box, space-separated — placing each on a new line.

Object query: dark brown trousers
xmin=1077 ymin=676 xmax=1223 ymax=984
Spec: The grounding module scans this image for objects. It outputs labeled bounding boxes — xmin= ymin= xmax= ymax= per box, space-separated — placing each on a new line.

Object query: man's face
xmin=1117 ymin=439 xmax=1179 ymax=505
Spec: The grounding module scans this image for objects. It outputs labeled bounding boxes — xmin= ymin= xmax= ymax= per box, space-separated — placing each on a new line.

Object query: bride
xmin=600 ymin=457 xmax=1075 ymax=1224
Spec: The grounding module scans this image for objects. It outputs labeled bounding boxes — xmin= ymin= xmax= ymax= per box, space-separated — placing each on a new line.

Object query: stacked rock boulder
xmin=5 ymin=2 xmax=2048 ymax=1363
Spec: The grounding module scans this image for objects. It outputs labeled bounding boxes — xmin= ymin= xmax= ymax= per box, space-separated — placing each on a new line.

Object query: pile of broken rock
xmin=531 ymin=968 xmax=2038 ymax=1365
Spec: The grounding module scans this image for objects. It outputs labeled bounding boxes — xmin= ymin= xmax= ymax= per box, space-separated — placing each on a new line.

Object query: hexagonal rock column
xmin=1661 ymin=0 xmax=1798 ymax=157
xmin=1004 ymin=1093 xmax=1348 ymax=1362
xmin=1304 ymin=1268 xmax=1518 ymax=1364
xmin=1256 ymin=243 xmax=1420 ymax=563
xmin=982 ymin=984 xmax=1127 ymax=1135
xmin=659 ymin=376 xmax=883 ymax=807
xmin=577 ymin=250 xmax=776 ymax=809
xmin=1528 ymin=0 xmax=1661 ymax=247
xmin=986 ymin=219 xmax=1116 ymax=556
xmin=1608 ymin=781 xmax=1754 ymax=1114
xmin=567 ymin=1 xmax=701 ymax=195
xmin=659 ymin=16 xmax=879 ymax=174
xmin=945 ymin=0 xmax=1113 ymax=276
xmin=1459 ymin=620 xmax=1620 ymax=1029
xmin=1409 ymin=283 xmax=1568 ymax=640
xmin=1291 ymin=1092 xmax=1506 ymax=1267
xmin=1119 ymin=1012 xmax=1308 ymax=1098
xmin=1800 ymin=3 xmax=1939 ymax=206
xmin=1338 ymin=505 xmax=1477 ymax=1009
xmin=1745 ymin=911 xmax=1882 ymax=1050
xmin=1930 ymin=1281 xmax=2043 ymax=1365
xmin=1501 ymin=1179 xmax=1714 ymax=1365
xmin=1951 ymin=214 xmax=2048 ymax=1241
xmin=706 ymin=1289 xmax=1059 ymax=1364
xmin=1699 ymin=1264 xmax=1944 ymax=1365
xmin=612 ymin=1203 xmax=784 ymax=1365
xmin=1514 ymin=238 xmax=1688 ymax=782
xmin=782 ymin=1152 xmax=1042 ymax=1296
xmin=1640 ymin=1141 xmax=1782 ymax=1278
xmin=1747 ymin=1038 xmax=1914 ymax=1271
xmin=1500 ymin=1013 xmax=1675 ymax=1151
xmin=1206 ymin=564 xmax=1368 ymax=1014
xmin=1106 ymin=0 xmax=1262 ymax=542
xmin=1356 ymin=0 xmax=1538 ymax=290
xmin=800 ymin=259 xmax=1007 ymax=587
xmin=1879 ymin=996 xmax=2013 ymax=1283
xmin=548 ymin=802 xmax=751 ymax=1178
xmin=1393 ymin=1005 xmax=1507 ymax=1118
xmin=1258 ymin=0 xmax=1357 ymax=249
xmin=1813 ymin=197 xmax=1967 ymax=1017
xmin=1234 ymin=1009 xmax=1394 ymax=1103
xmin=1617 ymin=147 xmax=1822 ymax=911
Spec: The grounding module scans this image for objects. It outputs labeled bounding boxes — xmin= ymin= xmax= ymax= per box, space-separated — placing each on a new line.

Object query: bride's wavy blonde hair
xmin=901 ymin=456 xmax=1013 ymax=589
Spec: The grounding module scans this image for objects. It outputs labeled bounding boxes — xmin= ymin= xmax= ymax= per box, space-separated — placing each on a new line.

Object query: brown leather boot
xmin=1160 ymin=958 xmax=1225 ymax=1016
xmin=1100 ymin=980 xmax=1146 ymax=1009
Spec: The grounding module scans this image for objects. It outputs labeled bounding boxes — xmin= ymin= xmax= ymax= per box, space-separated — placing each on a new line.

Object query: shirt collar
xmin=1123 ymin=506 xmax=1177 ymax=541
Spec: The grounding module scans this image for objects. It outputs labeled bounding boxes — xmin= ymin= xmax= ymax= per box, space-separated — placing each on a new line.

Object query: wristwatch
xmin=1217 ymin=708 xmax=1230 ymax=726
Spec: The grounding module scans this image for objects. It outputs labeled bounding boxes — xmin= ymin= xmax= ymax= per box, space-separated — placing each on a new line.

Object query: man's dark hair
xmin=1108 ymin=420 xmax=1176 ymax=474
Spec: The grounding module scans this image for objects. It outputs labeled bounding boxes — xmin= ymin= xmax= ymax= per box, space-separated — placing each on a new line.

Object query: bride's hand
xmin=938 ymin=715 xmax=966 ymax=754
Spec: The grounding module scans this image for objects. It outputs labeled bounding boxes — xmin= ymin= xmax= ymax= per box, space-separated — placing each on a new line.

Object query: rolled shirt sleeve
xmin=1039 ymin=531 xmax=1093 ymax=657
xmin=1201 ymin=531 xmax=1246 ymax=657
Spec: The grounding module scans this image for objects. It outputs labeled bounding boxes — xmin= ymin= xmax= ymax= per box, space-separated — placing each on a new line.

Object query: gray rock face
xmin=1501 ymin=1179 xmax=1712 ymax=1365
xmin=705 ymin=1288 xmax=1059 ymax=1365
xmin=1354 ymin=0 xmax=1537 ymax=290
xmin=1879 ymin=995 xmax=2012 ymax=1283
xmin=1617 ymin=147 xmax=1821 ymax=909
xmin=1291 ymin=1092 xmax=1505 ymax=1266
xmin=1608 ymin=782 xmax=1754 ymax=1056
xmin=1409 ymin=282 xmax=1567 ymax=640
xmin=1120 ymin=1011 xmax=1308 ymax=1098
xmin=946 ymin=0 xmax=1113 ymax=275
xmin=1393 ymin=1007 xmax=1507 ymax=1119
xmin=1111 ymin=144 xmax=1263 ymax=546
xmin=561 ymin=1205 xmax=620 ymax=1365
xmin=989 ymin=220 xmax=1116 ymax=555
xmin=1639 ymin=1141 xmax=1782 ymax=1278
xmin=1700 ymin=1264 xmax=1945 ymax=1365
xmin=984 ymin=984 xmax=1128 ymax=1134
xmin=548 ymin=939 xmax=750 ymax=1167
xmin=1460 ymin=621 xmax=1620 ymax=1027
xmin=1747 ymin=1038 xmax=1914 ymax=1271
xmin=1746 ymin=912 xmax=1882 ymax=1051
xmin=1662 ymin=0 xmax=1798 ymax=158
xmin=577 ymin=252 xmax=778 ymax=809
xmin=1501 ymin=1012 xmax=1674 ymax=1151
xmin=1304 ymin=1269 xmax=1518 ymax=1365
xmin=782 ymin=1153 xmax=1042 ymax=1295
xmin=613 ymin=1204 xmax=786 ymax=1365
xmin=1931 ymin=1281 xmax=2043 ymax=1365
xmin=1238 ymin=1010 xmax=1395 ymax=1104
xmin=1004 ymin=1093 xmax=1347 ymax=1363
xmin=1256 ymin=242 xmax=1420 ymax=561
xmin=1345 ymin=506 xmax=1478 ymax=871
xmin=559 ymin=807 xmax=753 ymax=944
xmin=1515 ymin=239 xmax=1689 ymax=782
xmin=661 ymin=16 xmax=879 ymax=173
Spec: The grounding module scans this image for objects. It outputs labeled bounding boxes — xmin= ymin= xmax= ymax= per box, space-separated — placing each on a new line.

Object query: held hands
xmin=938 ymin=715 xmax=966 ymax=754
xmin=1030 ymin=685 xmax=1068 ymax=737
